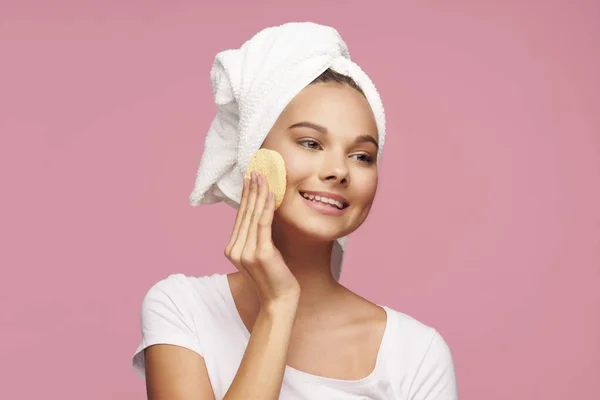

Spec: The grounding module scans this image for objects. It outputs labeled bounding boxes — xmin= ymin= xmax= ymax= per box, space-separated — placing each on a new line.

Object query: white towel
xmin=189 ymin=22 xmax=386 ymax=280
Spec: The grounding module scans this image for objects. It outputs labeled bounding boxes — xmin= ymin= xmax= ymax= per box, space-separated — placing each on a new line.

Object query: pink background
xmin=1 ymin=1 xmax=599 ymax=399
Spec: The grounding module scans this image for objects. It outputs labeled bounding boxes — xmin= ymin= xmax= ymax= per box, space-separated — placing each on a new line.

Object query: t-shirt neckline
xmin=217 ymin=273 xmax=392 ymax=389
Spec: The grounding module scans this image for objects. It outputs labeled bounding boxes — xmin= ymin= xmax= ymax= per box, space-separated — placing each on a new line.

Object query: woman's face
xmin=261 ymin=82 xmax=379 ymax=242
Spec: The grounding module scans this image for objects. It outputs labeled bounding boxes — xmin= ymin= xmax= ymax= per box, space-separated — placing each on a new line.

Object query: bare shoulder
xmin=338 ymin=285 xmax=387 ymax=327
xmin=333 ymin=286 xmax=388 ymax=355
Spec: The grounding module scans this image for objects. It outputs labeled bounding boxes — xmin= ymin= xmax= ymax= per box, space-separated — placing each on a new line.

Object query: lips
xmin=299 ymin=191 xmax=349 ymax=210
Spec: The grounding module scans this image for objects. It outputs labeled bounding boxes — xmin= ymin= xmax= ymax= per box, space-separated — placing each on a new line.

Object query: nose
xmin=319 ymin=153 xmax=350 ymax=186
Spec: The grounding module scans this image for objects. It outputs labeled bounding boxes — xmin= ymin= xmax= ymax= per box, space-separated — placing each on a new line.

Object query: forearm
xmin=223 ymin=297 xmax=298 ymax=400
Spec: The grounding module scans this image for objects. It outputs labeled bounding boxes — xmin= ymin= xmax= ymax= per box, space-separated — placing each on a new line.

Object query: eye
xmin=298 ymin=139 xmax=322 ymax=150
xmin=351 ymin=153 xmax=374 ymax=164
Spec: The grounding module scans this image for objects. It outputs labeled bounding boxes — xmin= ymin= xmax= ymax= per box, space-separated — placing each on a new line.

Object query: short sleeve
xmin=132 ymin=275 xmax=204 ymax=379
xmin=409 ymin=330 xmax=458 ymax=400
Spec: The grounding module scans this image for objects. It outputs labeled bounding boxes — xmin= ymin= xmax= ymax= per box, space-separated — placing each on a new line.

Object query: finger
xmin=230 ymin=178 xmax=250 ymax=242
xmin=225 ymin=178 xmax=250 ymax=255
xmin=233 ymin=172 xmax=259 ymax=254
xmin=245 ymin=173 xmax=269 ymax=252
xmin=257 ymin=191 xmax=276 ymax=254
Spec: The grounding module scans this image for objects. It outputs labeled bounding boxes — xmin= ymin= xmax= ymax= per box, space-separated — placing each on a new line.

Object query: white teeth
xmin=301 ymin=192 xmax=345 ymax=209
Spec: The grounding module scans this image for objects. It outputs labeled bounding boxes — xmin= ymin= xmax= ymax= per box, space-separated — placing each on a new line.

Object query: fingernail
xmin=257 ymin=175 xmax=263 ymax=187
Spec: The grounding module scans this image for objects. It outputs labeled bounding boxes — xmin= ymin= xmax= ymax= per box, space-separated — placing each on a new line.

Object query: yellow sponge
xmin=244 ymin=149 xmax=287 ymax=209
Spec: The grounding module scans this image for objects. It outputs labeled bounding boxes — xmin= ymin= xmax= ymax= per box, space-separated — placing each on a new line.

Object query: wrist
xmin=261 ymin=293 xmax=300 ymax=316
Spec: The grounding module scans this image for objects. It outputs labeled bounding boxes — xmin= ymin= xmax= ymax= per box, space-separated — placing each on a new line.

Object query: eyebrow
xmin=288 ymin=121 xmax=379 ymax=149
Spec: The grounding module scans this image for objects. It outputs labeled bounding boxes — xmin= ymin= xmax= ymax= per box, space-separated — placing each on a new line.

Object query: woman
xmin=132 ymin=23 xmax=457 ymax=400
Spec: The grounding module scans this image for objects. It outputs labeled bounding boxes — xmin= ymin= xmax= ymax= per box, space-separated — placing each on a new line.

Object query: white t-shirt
xmin=132 ymin=273 xmax=458 ymax=399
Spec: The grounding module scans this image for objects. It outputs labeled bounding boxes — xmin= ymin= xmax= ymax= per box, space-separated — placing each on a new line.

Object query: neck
xmin=270 ymin=219 xmax=341 ymax=306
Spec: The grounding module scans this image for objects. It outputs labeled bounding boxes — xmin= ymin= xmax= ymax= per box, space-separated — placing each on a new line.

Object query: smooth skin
xmin=144 ymin=82 xmax=386 ymax=399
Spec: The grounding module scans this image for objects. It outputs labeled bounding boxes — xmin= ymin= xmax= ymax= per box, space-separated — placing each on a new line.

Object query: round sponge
xmin=244 ymin=149 xmax=287 ymax=209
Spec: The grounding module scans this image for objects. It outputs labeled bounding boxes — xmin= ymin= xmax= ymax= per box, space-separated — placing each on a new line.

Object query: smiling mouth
xmin=299 ymin=191 xmax=349 ymax=210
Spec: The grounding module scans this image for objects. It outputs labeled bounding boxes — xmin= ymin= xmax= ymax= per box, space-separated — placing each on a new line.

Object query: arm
xmin=142 ymin=173 xmax=299 ymax=400
xmin=222 ymin=172 xmax=300 ymax=399
xmin=224 ymin=297 xmax=298 ymax=400
xmin=143 ymin=297 xmax=298 ymax=400
xmin=136 ymin=277 xmax=217 ymax=400
xmin=144 ymin=344 xmax=215 ymax=400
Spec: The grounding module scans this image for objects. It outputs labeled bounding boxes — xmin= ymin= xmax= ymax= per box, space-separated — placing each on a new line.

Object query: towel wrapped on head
xmin=189 ymin=22 xmax=387 ymax=280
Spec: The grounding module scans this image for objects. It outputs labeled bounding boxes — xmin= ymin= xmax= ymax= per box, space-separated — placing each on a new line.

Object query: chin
xmin=296 ymin=220 xmax=346 ymax=242
xmin=274 ymin=215 xmax=346 ymax=244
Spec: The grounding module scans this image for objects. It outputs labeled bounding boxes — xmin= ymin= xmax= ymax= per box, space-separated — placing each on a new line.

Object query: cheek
xmin=282 ymin=150 xmax=318 ymax=188
xmin=261 ymin=140 xmax=314 ymax=192
xmin=353 ymin=171 xmax=378 ymax=203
